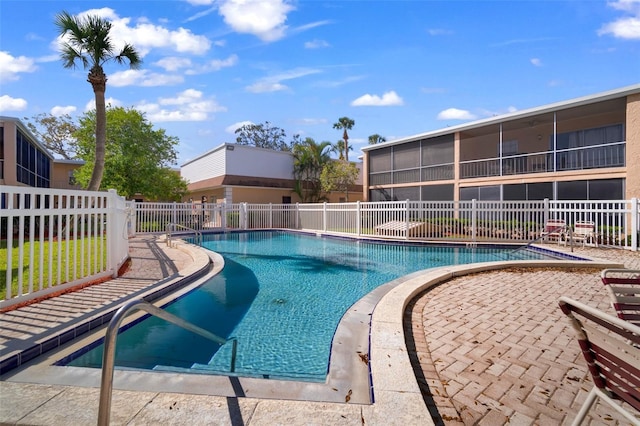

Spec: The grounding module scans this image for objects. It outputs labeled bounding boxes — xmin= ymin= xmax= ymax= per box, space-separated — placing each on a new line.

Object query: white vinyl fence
xmin=1 ymin=186 xmax=130 ymax=308
xmin=130 ymin=198 xmax=639 ymax=250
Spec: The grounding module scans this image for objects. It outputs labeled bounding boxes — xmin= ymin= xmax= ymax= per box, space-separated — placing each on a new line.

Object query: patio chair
xmin=558 ymin=297 xmax=640 ymax=425
xmin=540 ymin=218 xmax=566 ymax=243
xmin=562 ymin=221 xmax=598 ymax=247
xmin=601 ymin=269 xmax=640 ymax=327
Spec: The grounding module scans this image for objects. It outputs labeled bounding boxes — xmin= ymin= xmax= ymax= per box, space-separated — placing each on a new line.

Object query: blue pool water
xmin=67 ymin=231 xmax=558 ymax=381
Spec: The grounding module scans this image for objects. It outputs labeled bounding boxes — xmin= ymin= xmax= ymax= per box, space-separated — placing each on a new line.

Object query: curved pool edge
xmin=367 ymin=255 xmax=625 ymax=424
xmin=3 ymin=237 xmax=626 ymax=416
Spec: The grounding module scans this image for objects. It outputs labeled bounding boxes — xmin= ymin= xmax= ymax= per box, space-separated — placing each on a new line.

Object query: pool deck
xmin=1 ymin=235 xmax=639 ymax=425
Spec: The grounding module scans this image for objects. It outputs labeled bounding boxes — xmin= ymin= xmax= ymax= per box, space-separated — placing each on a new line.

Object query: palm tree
xmin=368 ymin=134 xmax=386 ymax=145
xmin=332 ymin=117 xmax=355 ymax=162
xmin=331 ymin=139 xmax=353 ymax=161
xmin=292 ymin=138 xmax=332 ymax=202
xmin=55 ymin=11 xmax=141 ymax=191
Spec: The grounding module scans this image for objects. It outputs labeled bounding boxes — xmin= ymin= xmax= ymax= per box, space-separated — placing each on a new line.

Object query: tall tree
xmin=24 ymin=113 xmax=78 ymax=159
xmin=331 ymin=139 xmax=353 ymax=161
xmin=368 ymin=134 xmax=386 ymax=145
xmin=292 ymin=138 xmax=332 ymax=202
xmin=73 ymin=106 xmax=188 ymax=201
xmin=234 ymin=121 xmax=291 ymax=151
xmin=55 ymin=11 xmax=141 ymax=191
xmin=320 ymin=160 xmax=360 ymax=202
xmin=332 ymin=117 xmax=355 ymax=161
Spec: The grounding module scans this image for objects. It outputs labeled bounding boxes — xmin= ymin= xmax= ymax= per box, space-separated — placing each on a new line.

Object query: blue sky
xmin=1 ymin=0 xmax=639 ymax=165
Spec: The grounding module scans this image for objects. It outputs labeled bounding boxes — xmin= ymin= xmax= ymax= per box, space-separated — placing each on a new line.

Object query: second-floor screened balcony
xmin=460 ymin=142 xmax=626 ymax=178
xmin=458 ymin=97 xmax=627 ymax=180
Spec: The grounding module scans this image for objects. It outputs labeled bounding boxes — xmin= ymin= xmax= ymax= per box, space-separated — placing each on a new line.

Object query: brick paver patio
xmin=407 ymin=246 xmax=640 ymax=425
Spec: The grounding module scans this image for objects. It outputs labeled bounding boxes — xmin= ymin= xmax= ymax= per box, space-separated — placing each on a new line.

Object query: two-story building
xmin=181 ymin=143 xmax=363 ymax=204
xmin=362 ymin=84 xmax=639 ymax=202
xmin=0 ymin=116 xmax=84 ymax=191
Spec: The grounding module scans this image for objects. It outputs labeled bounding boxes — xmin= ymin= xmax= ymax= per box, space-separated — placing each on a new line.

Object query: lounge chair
xmin=374 ymin=220 xmax=435 ymax=238
xmin=558 ymin=297 xmax=640 ymax=425
xmin=601 ymin=269 xmax=640 ymax=326
xmin=562 ymin=221 xmax=597 ymax=247
xmin=540 ymin=218 xmax=566 ymax=242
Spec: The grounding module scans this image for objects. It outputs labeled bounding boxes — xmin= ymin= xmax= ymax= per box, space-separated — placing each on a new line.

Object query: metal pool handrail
xmin=166 ymin=222 xmax=202 ymax=246
xmin=97 ymin=299 xmax=237 ymax=426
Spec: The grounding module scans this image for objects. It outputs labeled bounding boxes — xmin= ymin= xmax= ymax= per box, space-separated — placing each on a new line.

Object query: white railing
xmin=1 ymin=186 xmax=130 ymax=308
xmin=129 ymin=198 xmax=638 ymax=251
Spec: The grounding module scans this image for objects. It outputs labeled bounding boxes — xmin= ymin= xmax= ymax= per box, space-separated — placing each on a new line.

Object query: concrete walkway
xmin=1 ymin=236 xmax=639 ymax=425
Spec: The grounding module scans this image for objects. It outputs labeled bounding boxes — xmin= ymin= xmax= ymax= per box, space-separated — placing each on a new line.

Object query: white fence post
xmin=242 ymin=202 xmax=248 ymax=230
xmin=471 ymin=199 xmax=477 ymax=242
xmin=269 ymin=203 xmax=273 ymax=229
xmin=127 ymin=201 xmax=137 ymax=238
xmin=323 ymin=202 xmax=327 ymax=232
xmin=222 ymin=202 xmax=227 ymax=229
xmin=405 ymin=200 xmax=410 ymax=240
xmin=356 ymin=201 xmax=361 ymax=237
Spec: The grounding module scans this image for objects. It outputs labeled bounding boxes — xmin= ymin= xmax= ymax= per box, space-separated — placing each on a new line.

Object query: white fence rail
xmin=129 ymin=198 xmax=639 ymax=250
xmin=4 ymin=192 xmax=635 ymax=307
xmin=1 ymin=186 xmax=130 ymax=308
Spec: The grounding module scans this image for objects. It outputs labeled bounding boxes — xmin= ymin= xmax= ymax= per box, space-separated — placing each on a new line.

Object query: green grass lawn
xmin=0 ymin=237 xmax=108 ymax=299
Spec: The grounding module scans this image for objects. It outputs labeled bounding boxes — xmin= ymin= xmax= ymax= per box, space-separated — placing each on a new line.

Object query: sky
xmin=1 ymin=0 xmax=639 ymax=166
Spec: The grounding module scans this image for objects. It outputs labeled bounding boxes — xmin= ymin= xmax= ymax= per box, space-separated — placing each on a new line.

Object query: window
xmin=421 ymin=184 xmax=454 ymax=201
xmin=282 ymin=196 xmax=292 ymax=204
xmin=393 ymin=141 xmax=420 ymax=170
xmin=421 ymin=135 xmax=454 ymax=166
xmin=557 ymin=181 xmax=587 ymax=200
xmin=588 ymin=179 xmax=623 ymax=200
xmin=16 ymin=129 xmax=50 ymax=188
xmin=556 ymin=124 xmax=624 ymax=150
xmin=502 ymin=140 xmax=518 ymax=156
xmin=369 ymin=147 xmax=392 ymax=172
xmin=392 ymin=186 xmax=420 ymax=201
xmin=459 ymin=185 xmax=500 ymax=201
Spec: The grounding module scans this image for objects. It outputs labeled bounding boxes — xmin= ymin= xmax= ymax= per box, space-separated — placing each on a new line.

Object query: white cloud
xmin=530 ymin=58 xmax=542 ymax=66
xmin=219 ymin=0 xmax=294 ymax=42
xmin=245 ymin=81 xmax=288 ymax=93
xmin=598 ymin=17 xmax=640 ymax=38
xmin=85 ymin=97 xmax=122 ymax=111
xmin=226 ymin=121 xmax=253 ymax=133
xmin=185 ymin=6 xmax=218 ymax=22
xmin=55 ymin=8 xmax=212 ymax=58
xmin=186 ymin=54 xmax=239 ymax=74
xmin=0 ymin=51 xmax=37 ymax=83
xmin=0 ymin=95 xmax=28 ymax=112
xmin=315 ymin=75 xmax=365 ymax=88
xmin=245 ymin=67 xmax=321 ymax=93
xmin=51 ymin=105 xmax=77 ymax=116
xmin=154 ymin=57 xmax=193 ymax=72
xmin=598 ymin=0 xmax=640 ymax=39
xmin=109 ymin=69 xmax=184 ymax=87
xmin=185 ymin=0 xmax=215 ymax=5
xmin=304 ymin=39 xmax=330 ymax=49
xmin=137 ymin=89 xmax=227 ymax=122
xmin=351 ymin=90 xmax=404 ymax=107
xmin=437 ymin=108 xmax=477 ymax=120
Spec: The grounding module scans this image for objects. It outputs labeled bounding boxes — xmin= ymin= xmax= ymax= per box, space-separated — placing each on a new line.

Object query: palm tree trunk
xmin=87 ymin=72 xmax=107 ymax=191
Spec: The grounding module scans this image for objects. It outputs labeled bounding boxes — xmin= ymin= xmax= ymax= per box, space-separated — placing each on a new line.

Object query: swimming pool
xmin=66 ymin=231 xmax=560 ymax=381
